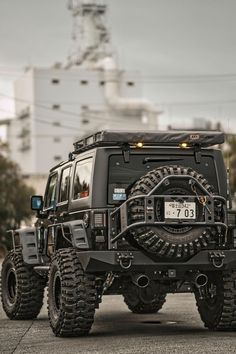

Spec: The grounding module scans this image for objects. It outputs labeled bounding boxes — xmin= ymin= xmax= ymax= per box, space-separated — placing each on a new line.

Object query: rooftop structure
xmin=7 ymin=0 xmax=159 ymax=176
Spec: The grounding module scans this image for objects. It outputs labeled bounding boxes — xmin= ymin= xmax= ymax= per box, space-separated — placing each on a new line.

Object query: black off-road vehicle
xmin=2 ymin=130 xmax=236 ymax=336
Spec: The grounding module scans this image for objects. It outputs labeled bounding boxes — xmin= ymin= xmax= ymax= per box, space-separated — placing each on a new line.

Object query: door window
xmin=73 ymin=159 xmax=92 ymax=199
xmin=59 ymin=167 xmax=71 ymax=203
xmin=45 ymin=173 xmax=58 ymax=209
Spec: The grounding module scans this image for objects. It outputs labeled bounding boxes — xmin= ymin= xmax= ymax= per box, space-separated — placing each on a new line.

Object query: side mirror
xmin=31 ymin=195 xmax=43 ymax=211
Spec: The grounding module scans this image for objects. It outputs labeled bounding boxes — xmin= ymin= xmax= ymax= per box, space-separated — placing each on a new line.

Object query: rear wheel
xmin=123 ymin=283 xmax=166 ymax=314
xmin=1 ymin=250 xmax=46 ymax=320
xmin=48 ymin=248 xmax=97 ymax=337
xmin=195 ymin=270 xmax=236 ymax=330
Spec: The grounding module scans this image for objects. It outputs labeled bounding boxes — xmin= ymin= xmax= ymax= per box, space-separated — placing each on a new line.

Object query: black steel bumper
xmin=77 ymin=249 xmax=236 ymax=274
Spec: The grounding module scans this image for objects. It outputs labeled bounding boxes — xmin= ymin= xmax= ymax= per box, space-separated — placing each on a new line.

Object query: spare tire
xmin=123 ymin=283 xmax=166 ymax=314
xmin=128 ymin=165 xmax=214 ymax=259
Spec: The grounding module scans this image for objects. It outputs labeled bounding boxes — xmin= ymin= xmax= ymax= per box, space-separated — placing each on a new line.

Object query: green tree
xmin=0 ymin=154 xmax=35 ymax=250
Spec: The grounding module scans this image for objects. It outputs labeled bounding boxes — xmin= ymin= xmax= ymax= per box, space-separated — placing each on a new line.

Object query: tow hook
xmin=209 ymin=251 xmax=225 ymax=269
xmin=116 ymin=252 xmax=134 ymax=270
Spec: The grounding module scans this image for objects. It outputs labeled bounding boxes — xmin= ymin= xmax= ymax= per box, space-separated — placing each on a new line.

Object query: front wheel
xmin=1 ymin=250 xmax=46 ymax=320
xmin=48 ymin=249 xmax=97 ymax=337
xmin=195 ymin=270 xmax=236 ymax=330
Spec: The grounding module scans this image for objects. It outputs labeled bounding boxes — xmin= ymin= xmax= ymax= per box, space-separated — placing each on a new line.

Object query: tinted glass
xmin=59 ymin=167 xmax=71 ymax=202
xmin=45 ymin=174 xmax=58 ymax=208
xmin=73 ymin=159 xmax=92 ymax=199
xmin=108 ymin=153 xmax=218 ymax=204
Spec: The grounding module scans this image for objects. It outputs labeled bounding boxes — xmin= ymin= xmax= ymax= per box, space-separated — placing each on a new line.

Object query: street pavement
xmin=1 ymin=293 xmax=236 ymax=354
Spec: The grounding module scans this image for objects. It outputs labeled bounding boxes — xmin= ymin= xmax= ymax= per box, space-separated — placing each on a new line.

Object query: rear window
xmin=108 ymin=153 xmax=218 ymax=204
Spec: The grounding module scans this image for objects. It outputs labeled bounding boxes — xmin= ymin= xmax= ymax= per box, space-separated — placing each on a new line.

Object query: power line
xmin=0 ymin=92 xmax=131 ymax=124
xmin=0 ymin=92 xmax=158 ymax=125
xmin=3 ymin=68 xmax=236 ymax=83
xmin=0 ymin=105 xmax=133 ymax=131
xmin=0 ymin=92 xmax=84 ymax=119
xmin=3 ymin=89 xmax=236 ymax=114
xmin=159 ymin=98 xmax=236 ymax=107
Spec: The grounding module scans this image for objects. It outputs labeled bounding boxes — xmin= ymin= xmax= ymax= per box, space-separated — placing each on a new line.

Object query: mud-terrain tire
xmin=129 ymin=165 xmax=214 ymax=259
xmin=1 ymin=250 xmax=46 ymax=320
xmin=123 ymin=284 xmax=166 ymax=314
xmin=48 ymin=248 xmax=96 ymax=337
xmin=195 ymin=270 xmax=236 ymax=330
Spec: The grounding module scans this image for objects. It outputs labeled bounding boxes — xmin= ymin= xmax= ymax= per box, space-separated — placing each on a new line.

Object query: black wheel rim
xmin=6 ymin=268 xmax=17 ymax=304
xmin=53 ymin=272 xmax=62 ymax=314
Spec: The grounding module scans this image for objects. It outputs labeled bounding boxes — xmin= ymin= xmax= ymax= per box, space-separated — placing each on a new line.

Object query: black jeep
xmin=2 ymin=130 xmax=236 ymax=336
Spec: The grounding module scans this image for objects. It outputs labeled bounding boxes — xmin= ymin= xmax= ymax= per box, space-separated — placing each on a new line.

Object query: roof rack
xmin=73 ymin=130 xmax=225 ymax=154
xmin=50 ymin=160 xmax=67 ymax=172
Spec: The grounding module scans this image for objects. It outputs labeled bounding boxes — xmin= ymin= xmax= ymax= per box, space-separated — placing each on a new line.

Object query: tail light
xmin=93 ymin=212 xmax=106 ymax=228
xmin=91 ymin=211 xmax=107 ymax=250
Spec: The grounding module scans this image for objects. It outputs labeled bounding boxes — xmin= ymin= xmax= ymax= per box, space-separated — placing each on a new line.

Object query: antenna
xmin=67 ymin=0 xmax=112 ymax=68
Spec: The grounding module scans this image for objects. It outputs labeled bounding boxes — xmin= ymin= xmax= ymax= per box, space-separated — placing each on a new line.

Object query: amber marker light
xmin=180 ymin=142 xmax=188 ymax=148
xmin=136 ymin=142 xmax=144 ymax=148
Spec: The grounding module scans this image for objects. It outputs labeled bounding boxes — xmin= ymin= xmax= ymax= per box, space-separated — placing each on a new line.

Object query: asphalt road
xmin=1 ymin=293 xmax=236 ymax=354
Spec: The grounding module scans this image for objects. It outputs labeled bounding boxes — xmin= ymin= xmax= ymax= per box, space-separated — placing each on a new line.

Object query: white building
xmin=9 ymin=66 xmax=150 ymax=175
xmin=7 ymin=1 xmax=159 ymax=181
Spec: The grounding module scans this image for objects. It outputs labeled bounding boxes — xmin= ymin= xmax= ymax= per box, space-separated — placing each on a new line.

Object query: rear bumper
xmin=77 ymin=249 xmax=236 ymax=274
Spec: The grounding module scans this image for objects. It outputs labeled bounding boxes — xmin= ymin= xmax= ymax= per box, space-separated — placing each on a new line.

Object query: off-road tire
xmin=1 ymin=250 xmax=46 ymax=320
xmin=129 ymin=165 xmax=214 ymax=259
xmin=123 ymin=283 xmax=166 ymax=314
xmin=195 ymin=270 xmax=236 ymax=330
xmin=48 ymin=248 xmax=96 ymax=337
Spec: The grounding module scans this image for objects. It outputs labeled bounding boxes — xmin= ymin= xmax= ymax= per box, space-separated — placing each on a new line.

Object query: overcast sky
xmin=1 ymin=0 xmax=236 ymax=131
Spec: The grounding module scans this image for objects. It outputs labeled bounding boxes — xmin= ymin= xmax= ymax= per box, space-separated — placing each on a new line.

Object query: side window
xmin=45 ymin=173 xmax=58 ymax=209
xmin=59 ymin=167 xmax=71 ymax=203
xmin=73 ymin=159 xmax=92 ymax=200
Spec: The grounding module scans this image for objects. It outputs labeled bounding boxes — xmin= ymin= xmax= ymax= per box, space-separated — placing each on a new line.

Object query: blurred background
xmin=1 ymin=0 xmax=236 ymax=255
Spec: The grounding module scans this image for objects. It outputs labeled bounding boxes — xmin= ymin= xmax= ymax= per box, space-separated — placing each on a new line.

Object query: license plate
xmin=164 ymin=201 xmax=196 ymax=219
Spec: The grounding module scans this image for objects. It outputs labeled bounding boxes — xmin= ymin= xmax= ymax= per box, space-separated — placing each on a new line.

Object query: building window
xmin=82 ymin=119 xmax=89 ymax=124
xmin=51 ymin=79 xmax=60 ymax=84
xmin=54 ymin=156 xmax=62 ymax=161
xmin=73 ymin=158 xmax=92 ymax=199
xmin=127 ymin=81 xmax=135 ymax=86
xmin=100 ymin=81 xmax=105 ymax=86
xmin=53 ymin=121 xmax=61 ymax=127
xmin=52 ymin=104 xmax=61 ymax=110
xmin=80 ymin=80 xmax=88 ymax=85
xmin=54 ymin=137 xmax=61 ymax=143
xmin=18 ymin=106 xmax=30 ymax=119
xmin=59 ymin=167 xmax=71 ymax=203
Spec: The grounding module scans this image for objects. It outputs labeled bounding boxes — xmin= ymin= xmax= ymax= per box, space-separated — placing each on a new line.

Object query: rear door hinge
xmin=194 ymin=144 xmax=201 ymax=164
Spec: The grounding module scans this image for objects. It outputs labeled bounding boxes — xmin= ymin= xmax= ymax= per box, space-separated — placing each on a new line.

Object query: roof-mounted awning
xmin=73 ymin=130 xmax=225 ymax=154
